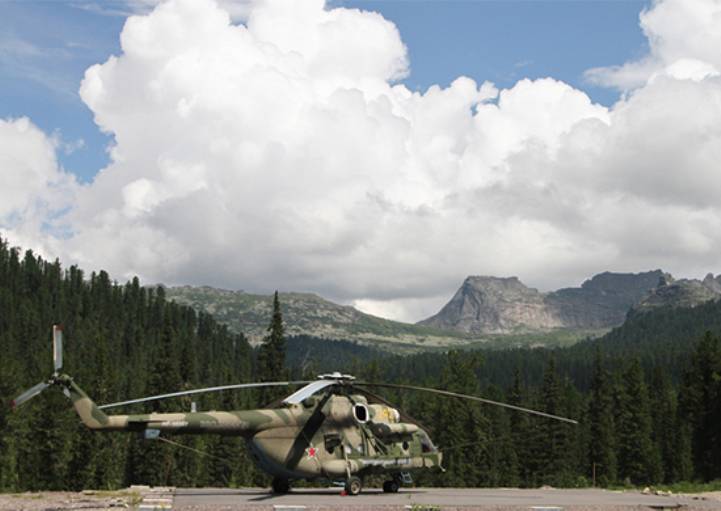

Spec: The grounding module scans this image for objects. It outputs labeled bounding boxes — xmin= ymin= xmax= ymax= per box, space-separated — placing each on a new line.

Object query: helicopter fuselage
xmin=64 ymin=376 xmax=443 ymax=482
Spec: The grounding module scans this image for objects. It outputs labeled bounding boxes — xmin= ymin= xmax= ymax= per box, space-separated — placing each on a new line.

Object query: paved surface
xmin=135 ymin=486 xmax=174 ymax=510
xmin=173 ymin=487 xmax=721 ymax=510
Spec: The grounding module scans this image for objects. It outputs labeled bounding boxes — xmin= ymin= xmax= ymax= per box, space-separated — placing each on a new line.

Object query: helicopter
xmin=11 ymin=325 xmax=577 ymax=496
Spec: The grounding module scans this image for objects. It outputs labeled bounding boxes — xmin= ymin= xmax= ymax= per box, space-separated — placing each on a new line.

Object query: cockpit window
xmin=419 ymin=431 xmax=435 ymax=453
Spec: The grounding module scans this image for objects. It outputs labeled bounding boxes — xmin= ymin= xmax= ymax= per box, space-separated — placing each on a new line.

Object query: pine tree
xmin=508 ymin=368 xmax=532 ymax=487
xmin=615 ymin=359 xmax=662 ymax=485
xmin=678 ymin=331 xmax=721 ymax=481
xmin=257 ymin=291 xmax=287 ymax=404
xmin=587 ymin=348 xmax=617 ymax=486
xmin=650 ymin=367 xmax=680 ymax=483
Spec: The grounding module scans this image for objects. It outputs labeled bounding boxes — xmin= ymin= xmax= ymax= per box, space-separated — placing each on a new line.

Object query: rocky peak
xmin=702 ymin=273 xmax=721 ymax=294
xmin=419 ymin=275 xmax=562 ymax=334
xmin=634 ymin=273 xmax=721 ymax=312
xmin=420 ymin=270 xmax=670 ymax=335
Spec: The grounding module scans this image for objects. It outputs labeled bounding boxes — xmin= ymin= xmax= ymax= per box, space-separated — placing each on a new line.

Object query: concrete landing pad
xmin=173 ymin=487 xmax=720 ymax=510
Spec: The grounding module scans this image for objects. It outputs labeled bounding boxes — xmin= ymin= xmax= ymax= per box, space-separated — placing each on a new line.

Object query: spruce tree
xmin=615 ymin=359 xmax=662 ymax=485
xmin=508 ymin=368 xmax=532 ymax=487
xmin=587 ymin=348 xmax=617 ymax=486
xmin=257 ymin=291 xmax=287 ymax=404
xmin=678 ymin=331 xmax=721 ymax=480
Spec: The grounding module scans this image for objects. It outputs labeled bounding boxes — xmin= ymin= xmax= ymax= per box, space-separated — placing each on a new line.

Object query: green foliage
xmin=587 ymin=348 xmax=617 ymax=485
xmin=615 ymin=359 xmax=662 ymax=485
xmin=0 ymin=237 xmax=259 ymax=490
xmin=678 ymin=331 xmax=721 ymax=481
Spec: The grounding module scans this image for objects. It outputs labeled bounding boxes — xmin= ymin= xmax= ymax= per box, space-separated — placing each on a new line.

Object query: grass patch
xmin=653 ymin=480 xmax=721 ymax=493
xmin=608 ymin=480 xmax=721 ymax=494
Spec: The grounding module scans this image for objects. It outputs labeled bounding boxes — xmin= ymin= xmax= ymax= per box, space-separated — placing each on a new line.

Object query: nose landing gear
xmin=344 ymin=476 xmax=362 ymax=496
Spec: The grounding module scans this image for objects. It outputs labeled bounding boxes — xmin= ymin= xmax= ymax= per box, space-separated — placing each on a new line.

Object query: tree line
xmin=1 ymin=235 xmax=719 ymax=491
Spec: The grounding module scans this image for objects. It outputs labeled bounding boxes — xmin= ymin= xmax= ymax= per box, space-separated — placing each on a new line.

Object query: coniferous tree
xmin=587 ymin=348 xmax=617 ymax=486
xmin=678 ymin=331 xmax=721 ymax=481
xmin=650 ymin=367 xmax=678 ymax=483
xmin=525 ymin=357 xmax=576 ymax=486
xmin=508 ymin=368 xmax=532 ymax=487
xmin=615 ymin=359 xmax=662 ymax=485
xmin=257 ymin=291 xmax=287 ymax=404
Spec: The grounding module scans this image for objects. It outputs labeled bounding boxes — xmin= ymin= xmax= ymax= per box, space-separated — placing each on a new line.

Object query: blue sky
xmin=2 ymin=0 xmax=649 ymax=183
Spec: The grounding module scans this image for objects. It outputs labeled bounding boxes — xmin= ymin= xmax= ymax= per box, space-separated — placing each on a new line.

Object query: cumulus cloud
xmin=3 ymin=0 xmax=721 ymax=322
xmin=0 ymin=118 xmax=78 ymax=250
xmin=586 ymin=0 xmax=721 ymax=90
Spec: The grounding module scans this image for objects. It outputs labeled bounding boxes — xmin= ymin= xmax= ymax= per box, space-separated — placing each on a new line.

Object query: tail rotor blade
xmin=53 ymin=325 xmax=63 ymax=373
xmin=11 ymin=381 xmax=50 ymax=408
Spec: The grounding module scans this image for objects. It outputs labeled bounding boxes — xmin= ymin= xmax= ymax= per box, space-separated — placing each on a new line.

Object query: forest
xmin=0 ymin=235 xmax=720 ymax=491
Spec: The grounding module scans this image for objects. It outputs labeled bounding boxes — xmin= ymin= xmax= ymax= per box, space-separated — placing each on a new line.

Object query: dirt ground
xmin=0 ymin=490 xmax=139 ymax=511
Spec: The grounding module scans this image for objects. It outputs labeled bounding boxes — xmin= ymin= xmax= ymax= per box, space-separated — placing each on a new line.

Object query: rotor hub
xmin=317 ymin=372 xmax=355 ymax=381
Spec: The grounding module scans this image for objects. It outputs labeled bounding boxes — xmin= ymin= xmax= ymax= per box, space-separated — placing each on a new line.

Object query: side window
xmin=324 ymin=433 xmax=341 ymax=454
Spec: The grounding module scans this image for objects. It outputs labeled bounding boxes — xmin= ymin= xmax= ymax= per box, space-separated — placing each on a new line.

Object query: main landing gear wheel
xmin=382 ymin=479 xmax=400 ymax=493
xmin=271 ymin=477 xmax=290 ymax=494
xmin=345 ymin=476 xmax=362 ymax=496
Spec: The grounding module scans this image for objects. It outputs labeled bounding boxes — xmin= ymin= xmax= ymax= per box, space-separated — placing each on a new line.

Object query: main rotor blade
xmin=11 ymin=381 xmax=49 ymax=408
xmin=53 ymin=325 xmax=63 ymax=373
xmin=354 ymin=382 xmax=578 ymax=425
xmin=283 ymin=380 xmax=338 ymax=404
xmin=98 ymin=381 xmax=312 ymax=410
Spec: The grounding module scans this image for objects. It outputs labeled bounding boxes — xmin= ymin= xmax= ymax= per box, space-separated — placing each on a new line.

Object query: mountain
xmin=418 ymin=271 xmax=665 ymax=334
xmin=167 ymin=270 xmax=721 ymax=351
xmin=632 ymin=273 xmax=721 ymax=313
xmin=165 ymin=286 xmax=470 ymax=350
xmin=416 ymin=276 xmax=564 ymax=334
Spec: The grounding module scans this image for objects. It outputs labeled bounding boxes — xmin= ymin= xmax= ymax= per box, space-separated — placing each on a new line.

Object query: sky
xmin=2 ymin=0 xmax=721 ymax=322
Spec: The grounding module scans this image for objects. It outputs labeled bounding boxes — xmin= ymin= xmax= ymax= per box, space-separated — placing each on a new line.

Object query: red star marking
xmin=306 ymin=447 xmax=317 ymax=458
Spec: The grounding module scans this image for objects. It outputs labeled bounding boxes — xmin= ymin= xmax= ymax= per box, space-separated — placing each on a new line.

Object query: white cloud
xmin=586 ymin=0 xmax=721 ymax=90
xmin=3 ymin=0 xmax=721 ymax=322
xmin=0 ymin=117 xmax=78 ymax=252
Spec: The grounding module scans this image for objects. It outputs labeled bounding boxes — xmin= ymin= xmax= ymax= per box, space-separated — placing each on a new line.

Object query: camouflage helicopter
xmin=12 ymin=326 xmax=577 ymax=496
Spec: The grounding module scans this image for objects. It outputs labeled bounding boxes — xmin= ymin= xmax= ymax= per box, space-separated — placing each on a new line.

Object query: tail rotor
xmin=10 ymin=324 xmax=64 ymax=409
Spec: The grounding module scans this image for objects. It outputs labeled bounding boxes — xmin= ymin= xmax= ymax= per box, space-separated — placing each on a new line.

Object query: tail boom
xmin=62 ymin=376 xmax=297 ymax=435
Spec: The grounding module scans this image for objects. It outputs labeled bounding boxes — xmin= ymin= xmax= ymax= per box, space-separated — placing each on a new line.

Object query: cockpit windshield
xmin=419 ymin=431 xmax=436 ymax=453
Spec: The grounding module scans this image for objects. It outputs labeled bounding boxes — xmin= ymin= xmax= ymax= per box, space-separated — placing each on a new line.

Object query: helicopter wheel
xmin=382 ymin=479 xmax=400 ymax=493
xmin=344 ymin=476 xmax=362 ymax=496
xmin=271 ymin=477 xmax=290 ymax=494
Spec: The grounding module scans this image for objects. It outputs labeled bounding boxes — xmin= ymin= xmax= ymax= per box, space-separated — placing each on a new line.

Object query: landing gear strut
xmin=344 ymin=476 xmax=362 ymax=496
xmin=271 ymin=477 xmax=290 ymax=494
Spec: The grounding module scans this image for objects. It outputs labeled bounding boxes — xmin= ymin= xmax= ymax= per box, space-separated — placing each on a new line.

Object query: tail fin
xmin=57 ymin=375 xmax=111 ymax=430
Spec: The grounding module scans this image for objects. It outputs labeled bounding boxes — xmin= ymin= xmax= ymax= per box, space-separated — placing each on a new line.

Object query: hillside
xmin=165 ymin=286 xmax=472 ymax=350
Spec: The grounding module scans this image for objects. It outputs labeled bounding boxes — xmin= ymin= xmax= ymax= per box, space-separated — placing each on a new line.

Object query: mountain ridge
xmin=165 ymin=285 xmax=470 ymax=350
xmin=419 ymin=270 xmax=721 ymax=335
xmin=167 ymin=269 xmax=721 ymax=351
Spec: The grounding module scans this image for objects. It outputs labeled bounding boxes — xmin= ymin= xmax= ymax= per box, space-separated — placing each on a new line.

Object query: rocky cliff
xmin=415 ymin=276 xmax=564 ymax=334
xmin=419 ymin=270 xmax=666 ymax=334
xmin=632 ymin=273 xmax=721 ymax=312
